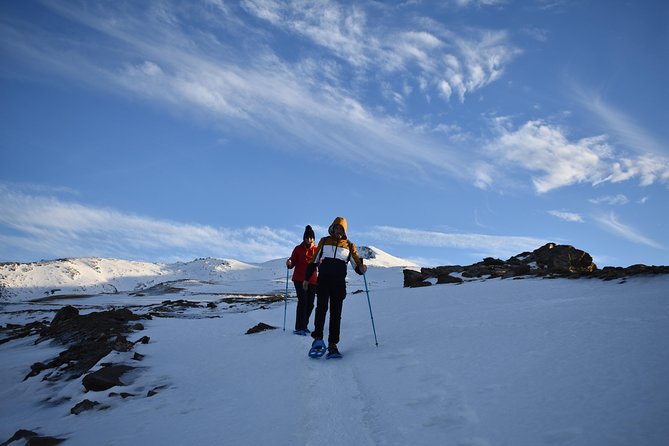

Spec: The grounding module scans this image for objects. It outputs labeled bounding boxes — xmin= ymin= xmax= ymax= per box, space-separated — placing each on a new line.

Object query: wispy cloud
xmin=548 ymin=210 xmax=584 ymax=223
xmin=455 ymin=0 xmax=508 ymax=7
xmin=589 ymin=194 xmax=629 ymax=205
xmin=535 ymin=0 xmax=570 ymax=11
xmin=486 ymin=118 xmax=669 ymax=192
xmin=366 ymin=225 xmax=548 ymax=260
xmin=573 ymin=86 xmax=667 ymax=157
xmin=487 ymin=118 xmax=611 ymax=192
xmin=241 ymin=0 xmax=520 ymax=103
xmin=0 ymin=181 xmax=80 ymax=197
xmin=569 ymin=85 xmax=669 ymax=184
xmin=593 ymin=212 xmax=663 ymax=249
xmin=241 ymin=0 xmax=372 ymax=67
xmin=2 ymin=1 xmax=518 ymax=182
xmin=521 ymin=26 xmax=549 ymax=42
xmin=0 ymin=186 xmax=295 ymax=263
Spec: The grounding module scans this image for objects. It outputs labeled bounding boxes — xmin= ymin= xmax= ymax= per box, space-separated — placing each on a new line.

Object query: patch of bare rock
xmin=403 ymin=242 xmax=669 ymax=287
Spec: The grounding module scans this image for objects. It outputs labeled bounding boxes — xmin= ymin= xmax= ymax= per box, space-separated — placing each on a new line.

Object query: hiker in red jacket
xmin=286 ymin=225 xmax=318 ymax=335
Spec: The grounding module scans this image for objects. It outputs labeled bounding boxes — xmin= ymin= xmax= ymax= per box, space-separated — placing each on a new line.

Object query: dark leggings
xmin=293 ymin=281 xmax=316 ymax=331
xmin=311 ymin=278 xmax=347 ymax=345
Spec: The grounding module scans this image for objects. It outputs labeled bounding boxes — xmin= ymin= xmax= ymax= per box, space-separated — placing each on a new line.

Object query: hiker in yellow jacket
xmin=303 ymin=216 xmax=366 ymax=357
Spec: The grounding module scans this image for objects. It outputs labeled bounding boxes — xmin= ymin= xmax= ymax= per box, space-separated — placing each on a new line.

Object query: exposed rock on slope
xmin=25 ymin=306 xmax=149 ymax=382
xmin=404 ymin=243 xmax=669 ymax=287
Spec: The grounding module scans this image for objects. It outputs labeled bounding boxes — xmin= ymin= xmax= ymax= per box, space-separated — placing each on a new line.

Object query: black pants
xmin=293 ymin=281 xmax=316 ymax=331
xmin=312 ymin=278 xmax=347 ymax=345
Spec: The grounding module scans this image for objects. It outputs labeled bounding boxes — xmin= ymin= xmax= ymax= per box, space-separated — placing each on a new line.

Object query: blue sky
xmin=1 ymin=0 xmax=667 ymax=267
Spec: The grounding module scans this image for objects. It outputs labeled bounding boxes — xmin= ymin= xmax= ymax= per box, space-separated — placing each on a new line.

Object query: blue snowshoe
xmin=293 ymin=329 xmax=308 ymax=336
xmin=308 ymin=339 xmax=326 ymax=358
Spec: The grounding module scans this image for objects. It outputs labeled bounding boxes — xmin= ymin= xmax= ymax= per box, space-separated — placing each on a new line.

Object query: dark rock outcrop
xmin=403 ymin=243 xmax=667 ymax=287
xmin=70 ymin=399 xmax=102 ymax=415
xmin=530 ymin=243 xmax=596 ymax=274
xmin=0 ymin=321 xmax=49 ymax=346
xmin=403 ymin=269 xmax=432 ymax=288
xmin=25 ymin=306 xmax=149 ymax=382
xmin=245 ymin=322 xmax=277 ymax=334
xmin=591 ymin=264 xmax=669 ymax=281
xmin=0 ymin=429 xmax=65 ymax=446
xmin=38 ymin=306 xmax=148 ymax=346
xmin=82 ymin=365 xmax=135 ymax=391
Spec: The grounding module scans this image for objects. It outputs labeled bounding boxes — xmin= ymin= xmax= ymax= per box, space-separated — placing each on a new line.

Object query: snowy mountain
xmin=1 ymin=249 xmax=667 ymax=445
xmin=356 ymin=245 xmax=419 ymax=268
xmin=0 ymin=246 xmax=416 ymax=302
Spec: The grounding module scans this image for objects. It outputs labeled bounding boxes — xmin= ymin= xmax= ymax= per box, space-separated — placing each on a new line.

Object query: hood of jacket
xmin=328 ymin=216 xmax=348 ymax=239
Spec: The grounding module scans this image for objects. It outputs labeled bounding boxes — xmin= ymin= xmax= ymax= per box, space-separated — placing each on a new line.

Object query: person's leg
xmin=293 ymin=281 xmax=307 ymax=331
xmin=327 ymin=281 xmax=347 ymax=346
xmin=306 ymin=284 xmax=317 ymax=330
xmin=311 ymin=281 xmax=330 ymax=341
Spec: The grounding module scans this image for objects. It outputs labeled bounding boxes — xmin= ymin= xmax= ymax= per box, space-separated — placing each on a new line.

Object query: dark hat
xmin=303 ymin=225 xmax=315 ymax=239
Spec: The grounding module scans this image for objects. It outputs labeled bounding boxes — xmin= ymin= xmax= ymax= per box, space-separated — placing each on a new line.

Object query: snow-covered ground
xmin=1 ymin=250 xmax=667 ymax=445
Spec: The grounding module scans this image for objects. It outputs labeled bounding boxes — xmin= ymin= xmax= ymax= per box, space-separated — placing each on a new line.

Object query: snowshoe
xmin=326 ymin=345 xmax=342 ymax=359
xmin=293 ymin=329 xmax=308 ymax=336
xmin=308 ymin=339 xmax=326 ymax=358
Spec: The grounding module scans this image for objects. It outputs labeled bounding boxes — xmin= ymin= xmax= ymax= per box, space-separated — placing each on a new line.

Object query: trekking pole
xmin=363 ymin=272 xmax=379 ymax=347
xmin=283 ymin=267 xmax=289 ymax=331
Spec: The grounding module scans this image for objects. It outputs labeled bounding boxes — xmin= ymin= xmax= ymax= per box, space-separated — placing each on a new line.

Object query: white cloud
xmin=521 ymin=27 xmax=549 ymax=42
xmin=574 ymin=88 xmax=666 ymax=157
xmin=455 ymin=0 xmax=507 ymax=7
xmin=605 ymin=153 xmax=669 ymax=186
xmin=487 ymin=119 xmax=611 ymax=192
xmin=548 ymin=210 xmax=584 ymax=223
xmin=487 ymin=119 xmax=669 ymax=193
xmin=3 ymin=1 xmax=494 ymax=182
xmin=243 ymin=0 xmax=372 ymax=67
xmin=448 ymin=30 xmax=518 ymax=102
xmin=0 ymin=186 xmax=295 ymax=263
xmin=569 ymin=85 xmax=669 ymax=185
xmin=472 ymin=163 xmax=494 ymax=190
xmin=535 ymin=0 xmax=569 ymax=11
xmin=0 ymin=181 xmax=80 ymax=197
xmin=367 ymin=226 xmax=548 ymax=260
xmin=594 ymin=212 xmax=663 ymax=249
xmin=589 ymin=195 xmax=629 ymax=205
xmin=241 ymin=0 xmax=519 ymax=103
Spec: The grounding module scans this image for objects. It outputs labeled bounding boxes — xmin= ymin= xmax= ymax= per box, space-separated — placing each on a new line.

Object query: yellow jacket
xmin=305 ymin=217 xmax=364 ymax=281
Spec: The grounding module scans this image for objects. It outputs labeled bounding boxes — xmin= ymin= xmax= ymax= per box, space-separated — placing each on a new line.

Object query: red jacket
xmin=290 ymin=243 xmax=318 ymax=284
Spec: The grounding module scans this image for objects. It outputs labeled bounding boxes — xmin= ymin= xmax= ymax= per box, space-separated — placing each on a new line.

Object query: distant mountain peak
xmin=0 ymin=246 xmax=416 ymax=301
xmin=357 ymin=246 xmax=418 ymax=268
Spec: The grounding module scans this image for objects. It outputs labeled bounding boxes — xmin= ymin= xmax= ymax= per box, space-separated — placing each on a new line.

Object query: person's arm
xmin=286 ymin=246 xmax=298 ymax=269
xmin=348 ymin=242 xmax=367 ymax=275
xmin=302 ymin=239 xmax=324 ymax=289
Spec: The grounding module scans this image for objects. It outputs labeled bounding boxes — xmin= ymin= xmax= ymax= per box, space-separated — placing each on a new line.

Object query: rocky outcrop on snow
xmin=245 ymin=322 xmax=277 ymax=334
xmin=0 ymin=306 xmax=159 ymax=440
xmin=1 ymin=297 xmax=279 ymax=419
xmin=403 ymin=243 xmax=669 ymax=287
xmin=590 ymin=264 xmax=669 ymax=280
xmin=0 ymin=429 xmax=65 ymax=445
xmin=25 ymin=306 xmax=150 ymax=383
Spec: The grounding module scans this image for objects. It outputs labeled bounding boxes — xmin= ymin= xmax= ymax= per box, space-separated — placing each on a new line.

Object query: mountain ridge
xmin=0 ymin=246 xmax=415 ymax=301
